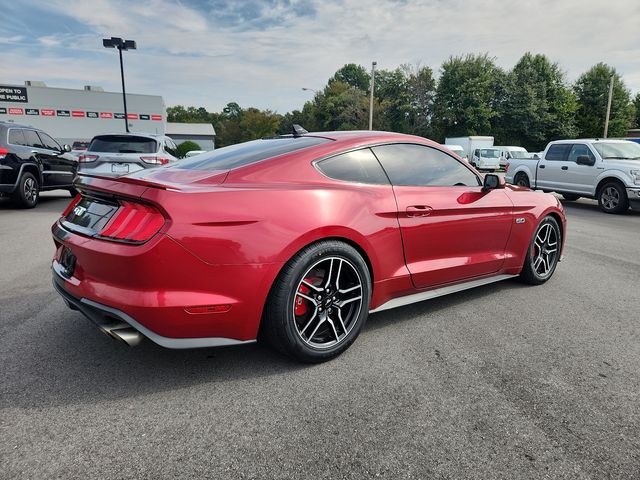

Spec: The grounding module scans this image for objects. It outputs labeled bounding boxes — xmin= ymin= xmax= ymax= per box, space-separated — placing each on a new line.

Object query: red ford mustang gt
xmin=52 ymin=130 xmax=566 ymax=362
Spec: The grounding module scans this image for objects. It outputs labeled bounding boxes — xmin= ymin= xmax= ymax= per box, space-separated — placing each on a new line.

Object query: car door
xmin=371 ymin=143 xmax=514 ymax=289
xmin=536 ymin=143 xmax=572 ymax=191
xmin=36 ymin=131 xmax=75 ymax=187
xmin=564 ymin=143 xmax=599 ymax=195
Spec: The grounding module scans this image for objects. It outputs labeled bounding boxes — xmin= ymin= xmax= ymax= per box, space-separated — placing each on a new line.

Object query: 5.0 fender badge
xmin=515 ymin=217 xmax=526 ymax=224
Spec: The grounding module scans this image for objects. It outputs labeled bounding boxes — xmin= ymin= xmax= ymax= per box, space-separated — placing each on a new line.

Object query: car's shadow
xmin=0 ymin=191 xmax=72 ymax=211
xmin=559 ymin=198 xmax=640 ymax=216
xmin=3 ymin=280 xmax=530 ymax=410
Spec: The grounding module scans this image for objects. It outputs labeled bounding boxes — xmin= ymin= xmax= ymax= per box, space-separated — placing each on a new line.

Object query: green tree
xmin=176 ymin=140 xmax=202 ymax=158
xmin=238 ymin=108 xmax=281 ymax=141
xmin=498 ymin=53 xmax=577 ymax=151
xmin=329 ymin=64 xmax=370 ymax=91
xmin=432 ymin=54 xmax=506 ymax=140
xmin=632 ymin=92 xmax=640 ymax=128
xmin=312 ymin=80 xmax=371 ymax=131
xmin=574 ymin=63 xmax=634 ymax=138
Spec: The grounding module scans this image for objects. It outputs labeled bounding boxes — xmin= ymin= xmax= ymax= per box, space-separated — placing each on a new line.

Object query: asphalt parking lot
xmin=1 ymin=191 xmax=639 ymax=479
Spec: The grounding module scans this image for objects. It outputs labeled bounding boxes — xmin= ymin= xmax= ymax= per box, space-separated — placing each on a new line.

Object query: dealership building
xmin=0 ymin=82 xmax=215 ymax=149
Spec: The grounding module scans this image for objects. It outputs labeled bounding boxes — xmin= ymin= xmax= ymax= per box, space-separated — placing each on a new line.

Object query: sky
xmin=1 ymin=0 xmax=639 ymax=113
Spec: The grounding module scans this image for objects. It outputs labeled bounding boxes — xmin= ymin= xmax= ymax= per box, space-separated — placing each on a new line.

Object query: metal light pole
xmin=103 ymin=37 xmax=137 ymax=133
xmin=369 ymin=61 xmax=377 ymax=130
xmin=603 ymin=75 xmax=614 ymax=138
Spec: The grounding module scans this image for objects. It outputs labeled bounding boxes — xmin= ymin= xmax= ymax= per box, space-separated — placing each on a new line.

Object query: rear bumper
xmin=52 ymin=272 xmax=255 ymax=349
xmin=51 ymin=220 xmax=281 ymax=345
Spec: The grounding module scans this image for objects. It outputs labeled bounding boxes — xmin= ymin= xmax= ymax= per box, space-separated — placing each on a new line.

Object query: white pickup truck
xmin=505 ymin=139 xmax=640 ymax=213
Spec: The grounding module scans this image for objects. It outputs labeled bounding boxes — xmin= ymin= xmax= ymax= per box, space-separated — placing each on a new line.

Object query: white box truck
xmin=445 ymin=136 xmax=494 ymax=160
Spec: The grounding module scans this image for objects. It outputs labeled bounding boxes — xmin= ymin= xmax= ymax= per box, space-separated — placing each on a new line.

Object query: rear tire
xmin=262 ymin=240 xmax=371 ymax=363
xmin=520 ymin=216 xmax=561 ymax=285
xmin=561 ymin=193 xmax=580 ymax=201
xmin=514 ymin=172 xmax=530 ymax=188
xmin=11 ymin=172 xmax=39 ymax=208
xmin=597 ymin=181 xmax=628 ymax=214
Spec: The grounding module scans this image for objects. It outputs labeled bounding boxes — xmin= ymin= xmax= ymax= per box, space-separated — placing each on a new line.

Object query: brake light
xmin=505 ymin=162 xmax=510 ymax=172
xmin=0 ymin=147 xmax=8 ymax=159
xmin=79 ymin=154 xmax=99 ymax=162
xmin=140 ymin=156 xmax=170 ymax=165
xmin=62 ymin=194 xmax=82 ymax=216
xmin=99 ymin=201 xmax=165 ymax=242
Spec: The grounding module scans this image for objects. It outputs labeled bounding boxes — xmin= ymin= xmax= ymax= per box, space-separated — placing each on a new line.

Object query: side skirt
xmin=369 ymin=274 xmax=517 ymax=313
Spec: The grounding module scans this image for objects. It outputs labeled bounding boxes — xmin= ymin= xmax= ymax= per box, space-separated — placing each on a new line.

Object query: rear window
xmin=177 ymin=136 xmax=330 ymax=171
xmin=88 ymin=135 xmax=157 ymax=154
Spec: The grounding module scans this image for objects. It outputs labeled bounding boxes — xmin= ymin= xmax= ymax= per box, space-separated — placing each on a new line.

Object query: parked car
xmin=0 ymin=121 xmax=77 ymax=208
xmin=70 ymin=140 xmax=90 ymax=159
xmin=52 ymin=130 xmax=566 ymax=362
xmin=505 ymin=139 xmax=640 ymax=213
xmin=78 ymin=133 xmax=179 ymax=177
xmin=471 ymin=147 xmax=501 ymax=171
xmin=496 ymin=146 xmax=528 ymax=169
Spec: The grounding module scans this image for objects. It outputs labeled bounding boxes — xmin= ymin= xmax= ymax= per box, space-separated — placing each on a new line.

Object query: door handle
xmin=539 ymin=165 xmax=545 ymax=169
xmin=561 ymin=166 xmax=568 ymax=170
xmin=406 ymin=205 xmax=433 ymax=217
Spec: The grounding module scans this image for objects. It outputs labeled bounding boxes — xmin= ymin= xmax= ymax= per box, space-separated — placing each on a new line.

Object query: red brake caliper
xmin=295 ymin=277 xmax=320 ymax=316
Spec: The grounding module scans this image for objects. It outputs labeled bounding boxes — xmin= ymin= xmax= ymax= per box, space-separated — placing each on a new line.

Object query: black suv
xmin=0 ymin=122 xmax=77 ymax=208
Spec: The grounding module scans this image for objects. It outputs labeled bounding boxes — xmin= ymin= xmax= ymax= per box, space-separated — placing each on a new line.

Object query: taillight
xmin=140 ymin=156 xmax=170 ymax=165
xmin=99 ymin=201 xmax=165 ymax=242
xmin=62 ymin=194 xmax=82 ymax=216
xmin=79 ymin=154 xmax=99 ymax=162
xmin=505 ymin=162 xmax=510 ymax=172
xmin=0 ymin=147 xmax=8 ymax=159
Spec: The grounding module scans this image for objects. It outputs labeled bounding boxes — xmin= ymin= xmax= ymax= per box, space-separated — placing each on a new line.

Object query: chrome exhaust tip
xmin=110 ymin=328 xmax=144 ymax=347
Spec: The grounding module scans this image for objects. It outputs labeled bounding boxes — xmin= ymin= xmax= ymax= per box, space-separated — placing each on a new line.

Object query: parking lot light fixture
xmin=103 ymin=37 xmax=137 ymax=133
xmin=302 ymin=87 xmax=317 ymax=94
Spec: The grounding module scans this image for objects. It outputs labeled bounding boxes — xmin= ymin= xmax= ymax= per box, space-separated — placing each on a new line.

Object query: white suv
xmin=505 ymin=139 xmax=640 ymax=213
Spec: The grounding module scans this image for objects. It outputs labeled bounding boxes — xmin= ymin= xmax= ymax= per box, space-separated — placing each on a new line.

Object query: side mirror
xmin=482 ymin=173 xmax=505 ymax=191
xmin=576 ymin=155 xmax=595 ymax=166
xmin=63 ymin=144 xmax=71 ymax=153
xmin=505 ymin=152 xmax=512 ymax=159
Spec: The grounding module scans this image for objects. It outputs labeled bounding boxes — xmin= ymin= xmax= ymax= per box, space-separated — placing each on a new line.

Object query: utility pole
xmin=603 ymin=75 xmax=614 ymax=138
xmin=369 ymin=61 xmax=377 ymax=130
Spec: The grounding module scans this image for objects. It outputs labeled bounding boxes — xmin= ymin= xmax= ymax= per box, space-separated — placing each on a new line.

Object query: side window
xmin=164 ymin=138 xmax=178 ymax=157
xmin=37 ymin=132 xmax=61 ymax=151
xmin=371 ymin=144 xmax=481 ymax=187
xmin=24 ymin=130 xmax=45 ymax=149
xmin=545 ymin=144 xmax=571 ymax=161
xmin=316 ymin=148 xmax=389 ymax=185
xmin=8 ymin=129 xmax=27 ymax=146
xmin=474 ymin=149 xmax=479 ymax=157
xmin=567 ymin=144 xmax=595 ymax=163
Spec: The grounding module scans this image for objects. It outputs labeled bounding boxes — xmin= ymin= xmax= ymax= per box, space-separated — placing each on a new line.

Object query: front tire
xmin=514 ymin=172 xmax=530 ymax=188
xmin=520 ymin=216 xmax=561 ymax=285
xmin=12 ymin=172 xmax=39 ymax=208
xmin=262 ymin=240 xmax=371 ymax=363
xmin=598 ymin=181 xmax=628 ymax=214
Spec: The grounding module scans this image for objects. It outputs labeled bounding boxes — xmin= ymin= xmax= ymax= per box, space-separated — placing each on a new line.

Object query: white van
xmin=471 ymin=147 xmax=501 ymax=171
xmin=443 ymin=144 xmax=465 ymax=158
xmin=496 ymin=146 xmax=528 ymax=168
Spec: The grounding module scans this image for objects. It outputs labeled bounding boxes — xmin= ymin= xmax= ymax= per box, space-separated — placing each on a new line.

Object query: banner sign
xmin=26 ymin=108 xmax=39 ymax=115
xmin=41 ymin=109 xmax=55 ymax=116
xmin=0 ymin=107 xmax=6 ymax=114
xmin=0 ymin=86 xmax=28 ymax=103
xmin=139 ymin=114 xmax=150 ymax=120
xmin=86 ymin=111 xmax=99 ymax=118
xmin=57 ymin=110 xmax=70 ymax=117
xmin=151 ymin=114 xmax=162 ymax=121
xmin=100 ymin=112 xmax=113 ymax=118
xmin=114 ymin=113 xmax=125 ymax=119
xmin=9 ymin=107 xmax=24 ymax=115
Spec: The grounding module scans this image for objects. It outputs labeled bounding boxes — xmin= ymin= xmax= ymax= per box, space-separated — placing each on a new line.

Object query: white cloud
xmin=3 ymin=0 xmax=640 ymax=112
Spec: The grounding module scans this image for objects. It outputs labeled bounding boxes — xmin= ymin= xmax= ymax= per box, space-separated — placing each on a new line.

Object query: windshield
xmin=593 ymin=142 xmax=640 ymax=160
xmin=480 ymin=149 xmax=500 ymax=158
xmin=88 ymin=135 xmax=157 ymax=154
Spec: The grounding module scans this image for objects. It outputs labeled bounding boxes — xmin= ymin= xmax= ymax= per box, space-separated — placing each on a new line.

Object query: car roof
xmin=549 ymin=138 xmax=636 ymax=145
xmin=0 ymin=121 xmax=42 ymax=130
xmin=92 ymin=132 xmax=165 ymax=140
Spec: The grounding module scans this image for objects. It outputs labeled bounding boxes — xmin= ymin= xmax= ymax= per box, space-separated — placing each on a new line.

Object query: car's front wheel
xmin=598 ymin=181 xmax=628 ymax=214
xmin=12 ymin=172 xmax=39 ymax=208
xmin=520 ymin=216 xmax=561 ymax=285
xmin=514 ymin=172 xmax=530 ymax=188
xmin=262 ymin=240 xmax=371 ymax=363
